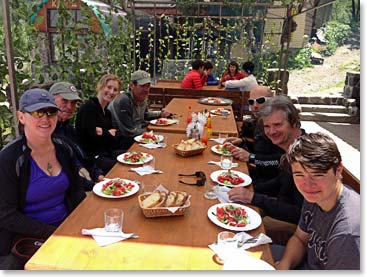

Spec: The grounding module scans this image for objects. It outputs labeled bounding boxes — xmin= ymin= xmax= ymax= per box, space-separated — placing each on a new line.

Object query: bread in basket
xmin=173 ymin=138 xmax=206 ymax=157
xmin=138 ymin=190 xmax=191 ymax=218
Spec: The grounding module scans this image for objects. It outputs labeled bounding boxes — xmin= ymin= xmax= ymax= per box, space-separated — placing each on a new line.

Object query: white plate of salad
xmin=210 ymin=144 xmax=235 ymax=156
xmin=207 ymin=203 xmax=261 ymax=231
xmin=93 ymin=178 xmax=139 ymax=199
xmin=134 ymin=131 xmax=164 ymax=144
xmin=117 ymin=152 xmax=153 ymax=165
xmin=210 ymin=170 xmax=252 ymax=187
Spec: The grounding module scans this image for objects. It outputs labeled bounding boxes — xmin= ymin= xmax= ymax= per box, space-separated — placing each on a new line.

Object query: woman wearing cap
xmin=224 ymin=61 xmax=258 ymax=91
xmin=75 ymin=73 xmax=124 ymax=175
xmin=0 ymin=88 xmax=86 ymax=269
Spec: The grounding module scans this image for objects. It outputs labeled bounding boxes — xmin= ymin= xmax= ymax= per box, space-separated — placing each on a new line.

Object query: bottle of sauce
xmin=206 ymin=113 xmax=212 ymax=138
xmin=186 ymin=106 xmax=192 ymax=124
xmin=201 ymin=125 xmax=208 ymax=145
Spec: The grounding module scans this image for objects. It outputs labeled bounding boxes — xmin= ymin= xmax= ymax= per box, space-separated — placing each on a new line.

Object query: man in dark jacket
xmin=228 ymin=95 xmax=304 ymax=243
xmin=227 ymin=86 xmax=284 ymax=183
xmin=50 ymin=82 xmax=104 ymax=190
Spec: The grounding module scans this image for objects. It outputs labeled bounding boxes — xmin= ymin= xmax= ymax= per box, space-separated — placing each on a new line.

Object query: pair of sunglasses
xmin=248 ymin=97 xmax=266 ymax=105
xmin=178 ymin=171 xmax=206 ymax=186
xmin=26 ymin=108 xmax=59 ymax=119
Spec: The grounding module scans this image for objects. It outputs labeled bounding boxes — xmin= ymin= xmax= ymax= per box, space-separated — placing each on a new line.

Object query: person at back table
xmin=181 ymin=59 xmax=207 ymax=89
xmin=275 ymin=132 xmax=360 ymax=270
xmin=75 ymin=74 xmax=125 ymax=175
xmin=226 ymin=86 xmax=284 ymax=183
xmin=224 ymin=61 xmax=258 ymax=91
xmin=203 ymin=61 xmax=219 ymax=86
xmin=108 ymin=70 xmax=171 ymax=150
xmin=0 ymin=89 xmax=86 ymax=269
xmin=219 ymin=60 xmax=245 ymax=87
xmin=49 ymin=81 xmax=105 ymax=191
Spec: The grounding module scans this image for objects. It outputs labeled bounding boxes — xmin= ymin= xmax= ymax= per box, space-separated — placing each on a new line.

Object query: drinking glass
xmin=221 ymin=155 xmax=233 ymax=170
xmin=143 ymin=156 xmax=155 ymax=171
xmin=204 ymin=179 xmax=217 ymax=200
xmin=218 ymin=133 xmax=228 ymax=144
xmin=104 ymin=208 xmax=124 ymax=232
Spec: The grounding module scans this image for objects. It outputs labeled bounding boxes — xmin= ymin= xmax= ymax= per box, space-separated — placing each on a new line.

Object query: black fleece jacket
xmin=0 ymin=135 xmax=86 ymax=255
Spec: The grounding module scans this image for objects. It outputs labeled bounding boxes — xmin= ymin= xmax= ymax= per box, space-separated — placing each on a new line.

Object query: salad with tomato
xmin=216 ymin=143 xmax=235 ymax=155
xmin=213 ymin=205 xmax=249 ymax=227
xmin=217 ymin=171 xmax=244 ymax=186
xmin=156 ymin=118 xmax=169 ymax=125
xmin=140 ymin=131 xmax=159 ymax=143
xmin=123 ymin=152 xmax=149 ymax=163
xmin=102 ymin=178 xmax=135 ymax=196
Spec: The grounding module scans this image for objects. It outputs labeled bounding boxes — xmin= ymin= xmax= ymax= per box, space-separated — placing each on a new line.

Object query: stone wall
xmin=343 ymin=71 xmax=360 ymax=117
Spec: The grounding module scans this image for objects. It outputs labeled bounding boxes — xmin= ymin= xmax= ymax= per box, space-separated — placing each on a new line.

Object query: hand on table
xmin=225 ymin=137 xmax=242 ymax=146
xmin=230 ymin=147 xmax=250 ymax=162
xmin=160 ymin=109 xmax=171 ymax=118
xmin=228 ymin=186 xmax=254 ymax=204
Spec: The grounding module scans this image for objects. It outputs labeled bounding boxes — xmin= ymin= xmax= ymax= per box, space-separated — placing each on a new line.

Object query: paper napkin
xmin=209 ymin=138 xmax=226 ymax=144
xmin=129 ymin=166 xmax=163 ymax=176
xmin=207 ymin=161 xmax=239 ymax=168
xmin=139 ymin=143 xmax=166 ymax=149
xmin=213 ymin=186 xmax=232 ymax=203
xmin=82 ymin=228 xmax=139 ymax=247
xmin=208 ymin=232 xmax=272 ymax=261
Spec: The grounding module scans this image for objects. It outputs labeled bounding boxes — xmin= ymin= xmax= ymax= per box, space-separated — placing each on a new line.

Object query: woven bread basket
xmin=172 ymin=144 xmax=206 ymax=157
xmin=138 ymin=193 xmax=191 ymax=218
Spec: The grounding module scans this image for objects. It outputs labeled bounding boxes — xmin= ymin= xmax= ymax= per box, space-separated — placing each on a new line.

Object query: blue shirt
xmin=23 ymin=158 xmax=69 ymax=226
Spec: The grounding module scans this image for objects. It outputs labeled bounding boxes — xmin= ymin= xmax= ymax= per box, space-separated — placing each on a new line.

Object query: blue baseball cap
xmin=19 ymin=88 xmax=59 ymax=112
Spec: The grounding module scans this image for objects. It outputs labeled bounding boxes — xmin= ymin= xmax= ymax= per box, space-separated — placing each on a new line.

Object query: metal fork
xmin=237 ymin=233 xmax=261 ymax=248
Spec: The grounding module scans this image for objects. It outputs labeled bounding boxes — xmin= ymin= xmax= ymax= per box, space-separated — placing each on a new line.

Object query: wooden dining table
xmin=152 ymin=80 xmax=225 ymax=91
xmin=147 ymin=98 xmax=239 ymax=137
xmin=25 ymin=133 xmax=274 ymax=270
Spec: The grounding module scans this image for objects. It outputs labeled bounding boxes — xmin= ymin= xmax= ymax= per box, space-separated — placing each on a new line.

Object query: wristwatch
xmin=248 ymin=153 xmax=256 ymax=164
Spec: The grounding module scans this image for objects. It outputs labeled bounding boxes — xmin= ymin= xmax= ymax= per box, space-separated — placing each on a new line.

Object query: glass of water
xmin=221 ymin=155 xmax=233 ymax=171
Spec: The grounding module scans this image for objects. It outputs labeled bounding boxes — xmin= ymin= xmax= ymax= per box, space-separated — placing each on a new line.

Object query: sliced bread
xmin=174 ymin=191 xmax=188 ymax=206
xmin=141 ymin=191 xmax=161 ymax=208
xmin=164 ymin=191 xmax=178 ymax=207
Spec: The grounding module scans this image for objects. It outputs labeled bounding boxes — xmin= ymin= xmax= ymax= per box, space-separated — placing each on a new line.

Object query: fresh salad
xmin=140 ymin=131 xmax=159 ymax=143
xmin=156 ymin=118 xmax=169 ymax=125
xmin=216 ymin=143 xmax=235 ymax=155
xmin=102 ymin=178 xmax=135 ymax=196
xmin=123 ymin=152 xmax=149 ymax=163
xmin=213 ymin=205 xmax=249 ymax=227
xmin=207 ymin=97 xmax=223 ymax=104
xmin=217 ymin=171 xmax=244 ymax=186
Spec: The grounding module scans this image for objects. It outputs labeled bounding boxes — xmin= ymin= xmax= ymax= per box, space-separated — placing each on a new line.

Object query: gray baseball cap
xmin=131 ymin=70 xmax=151 ymax=85
xmin=19 ymin=88 xmax=59 ymax=112
xmin=49 ymin=82 xmax=82 ymax=101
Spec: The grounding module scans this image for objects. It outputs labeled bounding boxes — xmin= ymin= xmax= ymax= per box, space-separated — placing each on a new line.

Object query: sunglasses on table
xmin=248 ymin=97 xmax=267 ymax=105
xmin=26 ymin=108 xmax=59 ymax=118
xmin=178 ymin=171 xmax=206 ymax=186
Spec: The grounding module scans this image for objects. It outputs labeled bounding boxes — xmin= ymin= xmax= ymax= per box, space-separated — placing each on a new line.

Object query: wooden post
xmin=2 ymin=0 xmax=19 ymax=137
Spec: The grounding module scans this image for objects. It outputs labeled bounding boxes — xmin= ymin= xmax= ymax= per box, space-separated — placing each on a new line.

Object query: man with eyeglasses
xmin=226 ymin=86 xmax=284 ymax=183
xmin=50 ymin=82 xmax=105 ymax=191
xmin=108 ymin=70 xmax=171 ymax=150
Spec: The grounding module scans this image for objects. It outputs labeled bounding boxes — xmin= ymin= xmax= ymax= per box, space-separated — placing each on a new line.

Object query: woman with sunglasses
xmin=219 ymin=61 xmax=245 ymax=87
xmin=75 ymin=74 xmax=125 ymax=175
xmin=0 ymin=89 xmax=86 ymax=269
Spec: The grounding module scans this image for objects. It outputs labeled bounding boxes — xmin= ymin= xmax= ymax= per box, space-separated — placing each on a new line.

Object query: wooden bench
xmin=342 ymin=167 xmax=360 ymax=194
xmin=149 ymin=82 xmax=250 ymax=120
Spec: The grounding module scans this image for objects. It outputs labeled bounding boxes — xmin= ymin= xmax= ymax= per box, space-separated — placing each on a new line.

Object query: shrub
xmin=288 ymin=47 xmax=313 ymax=70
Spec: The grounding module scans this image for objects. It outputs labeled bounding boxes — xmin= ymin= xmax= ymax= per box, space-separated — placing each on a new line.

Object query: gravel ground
xmin=287 ymin=44 xmax=360 ymax=96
